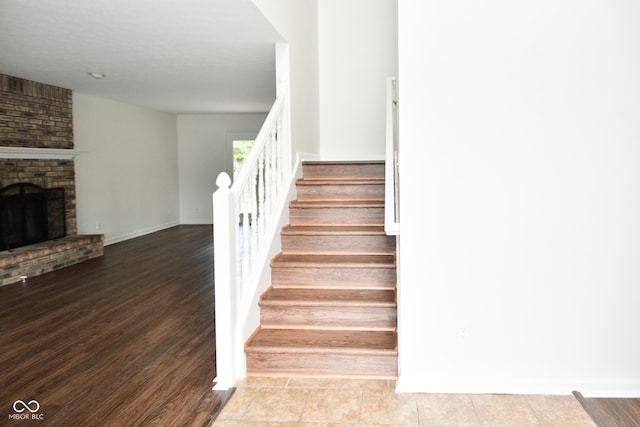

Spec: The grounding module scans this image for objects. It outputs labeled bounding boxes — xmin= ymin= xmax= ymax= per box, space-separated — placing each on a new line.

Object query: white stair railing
xmin=385 ymin=77 xmax=400 ymax=235
xmin=212 ymin=92 xmax=291 ymax=390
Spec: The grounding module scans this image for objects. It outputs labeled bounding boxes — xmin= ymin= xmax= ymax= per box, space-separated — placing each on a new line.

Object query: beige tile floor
xmin=212 ymin=377 xmax=597 ymax=427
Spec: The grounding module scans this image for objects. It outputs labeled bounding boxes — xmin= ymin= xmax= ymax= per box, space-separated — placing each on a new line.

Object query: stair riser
xmin=303 ymin=163 xmax=385 ymax=179
xmin=271 ymin=267 xmax=396 ymax=287
xmin=296 ymin=184 xmax=384 ymax=200
xmin=260 ymin=305 xmax=397 ymax=329
xmin=281 ymin=234 xmax=396 ymax=254
xmin=246 ymin=351 xmax=397 ymax=378
xmin=290 ymin=207 xmax=384 ymax=225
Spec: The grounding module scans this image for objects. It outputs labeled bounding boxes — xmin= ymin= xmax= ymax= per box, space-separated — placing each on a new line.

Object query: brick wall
xmin=0 ymin=74 xmax=73 ymax=149
xmin=0 ymin=159 xmax=77 ymax=235
xmin=0 ymin=74 xmax=102 ymax=286
xmin=0 ymin=74 xmax=77 ymax=234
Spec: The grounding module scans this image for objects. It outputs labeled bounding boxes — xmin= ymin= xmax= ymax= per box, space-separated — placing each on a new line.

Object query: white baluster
xmin=264 ymin=136 xmax=273 ymax=221
xmin=257 ymin=147 xmax=266 ymax=240
xmin=271 ymin=125 xmax=279 ymax=201
xmin=235 ymin=195 xmax=242 ymax=295
xmin=274 ymin=119 xmax=282 ymax=192
xmin=250 ymin=163 xmax=258 ymax=269
xmin=241 ymin=183 xmax=251 ymax=286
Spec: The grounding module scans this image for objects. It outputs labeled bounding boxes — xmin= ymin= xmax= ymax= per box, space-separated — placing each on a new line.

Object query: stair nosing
xmin=245 ymin=332 xmax=398 ymax=354
xmin=271 ymin=258 xmax=396 ymax=269
xmin=281 ymin=225 xmax=388 ymax=236
xmin=259 ymin=324 xmax=397 ymax=331
xmin=271 ymin=263 xmax=395 ymax=269
xmin=290 ymin=200 xmax=384 ymax=208
xmin=246 ymin=329 xmax=397 ymax=351
xmin=261 ymin=287 xmax=396 ymax=303
xmin=297 ymin=178 xmax=385 ymax=185
xmin=259 ymin=299 xmax=397 ymax=308
xmin=272 ymin=253 xmax=394 ymax=261
xmin=245 ymin=346 xmax=397 ymax=355
xmin=271 ymin=283 xmax=397 ymax=290
xmin=302 ymin=160 xmax=384 ymax=165
xmin=280 ymin=251 xmax=396 ymax=257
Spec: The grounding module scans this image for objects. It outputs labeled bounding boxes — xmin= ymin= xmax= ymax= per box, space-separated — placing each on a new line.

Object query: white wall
xmin=252 ymin=0 xmax=320 ymax=158
xmin=177 ymin=113 xmax=267 ymax=224
xmin=397 ymin=0 xmax=640 ymax=396
xmin=318 ymin=0 xmax=397 ymax=160
xmin=73 ymin=93 xmax=179 ymax=245
xmin=253 ymin=0 xmax=398 ymax=160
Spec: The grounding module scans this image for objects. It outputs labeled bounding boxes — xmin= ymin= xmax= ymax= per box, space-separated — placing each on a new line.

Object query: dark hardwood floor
xmin=574 ymin=392 xmax=640 ymax=427
xmin=0 ymin=225 xmax=232 ymax=426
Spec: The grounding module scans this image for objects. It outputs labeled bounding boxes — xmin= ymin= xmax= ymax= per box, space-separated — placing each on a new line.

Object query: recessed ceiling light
xmin=87 ymin=72 xmax=106 ymax=80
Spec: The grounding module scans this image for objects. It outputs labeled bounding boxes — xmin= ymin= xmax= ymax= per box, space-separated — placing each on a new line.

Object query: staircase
xmin=244 ymin=161 xmax=398 ymax=378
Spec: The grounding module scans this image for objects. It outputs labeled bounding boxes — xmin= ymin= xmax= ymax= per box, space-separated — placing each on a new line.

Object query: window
xmin=233 ymin=140 xmax=255 ymax=179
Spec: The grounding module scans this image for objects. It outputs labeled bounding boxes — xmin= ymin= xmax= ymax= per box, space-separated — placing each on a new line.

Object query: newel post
xmin=212 ymin=172 xmax=238 ymax=390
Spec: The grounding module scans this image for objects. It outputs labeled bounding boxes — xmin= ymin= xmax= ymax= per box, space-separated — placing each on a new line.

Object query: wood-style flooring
xmin=574 ymin=391 xmax=640 ymax=427
xmin=0 ymin=225 xmax=231 ymax=426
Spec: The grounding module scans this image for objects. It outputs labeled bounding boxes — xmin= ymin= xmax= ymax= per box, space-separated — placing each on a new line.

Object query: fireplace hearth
xmin=0 ymin=183 xmax=66 ymax=251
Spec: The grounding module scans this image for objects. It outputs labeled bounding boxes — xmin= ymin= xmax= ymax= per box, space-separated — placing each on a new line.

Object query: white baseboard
xmin=180 ymin=218 xmax=213 ymax=225
xmin=103 ymin=221 xmax=180 ymax=246
xmin=395 ymin=375 xmax=640 ymax=397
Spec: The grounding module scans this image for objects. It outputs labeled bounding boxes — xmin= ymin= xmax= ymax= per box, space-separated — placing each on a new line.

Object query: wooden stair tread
xmin=261 ymin=288 xmax=396 ymax=306
xmin=281 ymin=225 xmax=387 ymax=236
xmin=302 ymin=160 xmax=385 ymax=165
xmin=290 ymin=199 xmax=384 ymax=208
xmin=246 ymin=329 xmax=397 ymax=354
xmin=296 ymin=178 xmax=384 ymax=185
xmin=272 ymin=253 xmax=395 ymax=267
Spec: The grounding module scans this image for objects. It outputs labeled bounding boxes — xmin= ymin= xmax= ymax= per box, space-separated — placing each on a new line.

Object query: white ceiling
xmin=0 ymin=0 xmax=283 ymax=114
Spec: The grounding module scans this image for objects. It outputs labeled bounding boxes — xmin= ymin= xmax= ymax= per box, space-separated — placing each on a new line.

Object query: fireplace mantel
xmin=0 ymin=147 xmax=84 ymax=160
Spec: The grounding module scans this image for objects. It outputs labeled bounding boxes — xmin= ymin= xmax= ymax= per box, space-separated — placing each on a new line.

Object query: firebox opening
xmin=0 ymin=183 xmax=66 ymax=251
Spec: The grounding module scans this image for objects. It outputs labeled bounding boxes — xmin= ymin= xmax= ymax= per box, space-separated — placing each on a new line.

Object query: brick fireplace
xmin=0 ymin=74 xmax=104 ymax=286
